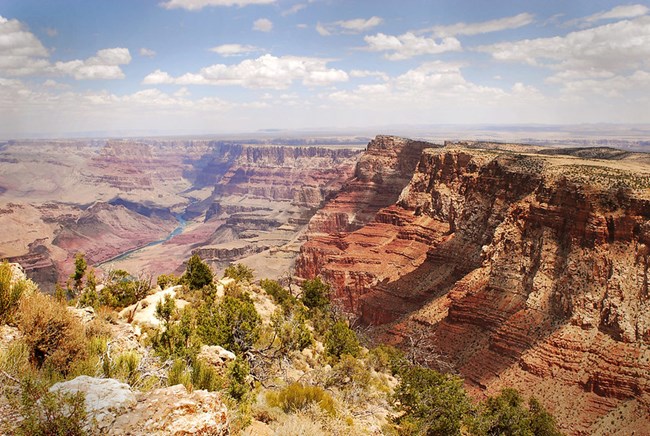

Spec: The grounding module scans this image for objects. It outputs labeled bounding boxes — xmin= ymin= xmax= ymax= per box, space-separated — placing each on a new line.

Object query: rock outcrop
xmin=297 ymin=139 xmax=650 ymax=434
xmin=50 ymin=376 xmax=229 ymax=435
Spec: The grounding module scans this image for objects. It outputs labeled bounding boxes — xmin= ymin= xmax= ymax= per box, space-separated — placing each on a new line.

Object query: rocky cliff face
xmin=297 ymin=139 xmax=650 ymax=434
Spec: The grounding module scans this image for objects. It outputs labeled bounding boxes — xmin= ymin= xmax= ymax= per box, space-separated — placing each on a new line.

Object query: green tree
xmin=260 ymin=279 xmax=296 ymax=312
xmin=394 ymin=365 xmax=471 ymax=436
xmin=325 ymin=320 xmax=360 ymax=359
xmin=197 ymin=295 xmax=261 ymax=355
xmin=69 ymin=253 xmax=87 ymax=296
xmin=223 ymin=263 xmax=254 ymax=283
xmin=227 ymin=358 xmax=250 ymax=401
xmin=99 ymin=269 xmax=150 ymax=308
xmin=182 ymin=254 xmax=214 ymax=290
xmin=301 ymin=277 xmax=330 ymax=311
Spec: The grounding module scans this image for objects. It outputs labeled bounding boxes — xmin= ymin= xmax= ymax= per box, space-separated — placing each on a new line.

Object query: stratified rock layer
xmin=297 ymin=138 xmax=650 ymax=435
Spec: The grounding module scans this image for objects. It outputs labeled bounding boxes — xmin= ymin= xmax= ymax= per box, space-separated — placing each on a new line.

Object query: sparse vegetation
xmin=0 ymin=261 xmax=32 ymax=324
xmin=223 ymin=263 xmax=254 ymax=283
xmin=325 ymin=319 xmax=360 ymax=360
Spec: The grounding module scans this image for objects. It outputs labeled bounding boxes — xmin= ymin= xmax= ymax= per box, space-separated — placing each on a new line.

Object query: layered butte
xmin=297 ymin=136 xmax=650 ymax=434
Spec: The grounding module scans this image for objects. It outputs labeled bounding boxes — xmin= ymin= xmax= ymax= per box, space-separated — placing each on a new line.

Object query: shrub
xmin=191 ymin=359 xmax=222 ymax=392
xmin=470 ymin=388 xmax=564 ymax=436
xmin=368 ymin=344 xmax=407 ymax=375
xmin=324 ymin=320 xmax=360 ymax=360
xmin=182 ymin=254 xmax=214 ymax=290
xmin=0 ymin=261 xmax=33 ymax=324
xmin=273 ymin=383 xmax=336 ymax=416
xmin=17 ymin=292 xmax=87 ymax=374
xmin=260 ymin=279 xmax=297 ymax=312
xmin=168 ymin=358 xmax=192 ymax=390
xmin=223 ymin=263 xmax=254 ymax=283
xmin=18 ymin=377 xmax=89 ymax=436
xmin=227 ymin=358 xmax=251 ymax=401
xmin=300 ymin=278 xmax=330 ymax=311
xmin=157 ymin=273 xmax=179 ymax=290
xmin=327 ymin=354 xmax=371 ymax=389
xmin=394 ymin=365 xmax=471 ymax=436
xmin=99 ymin=269 xmax=151 ymax=308
xmin=69 ymin=252 xmax=87 ymax=297
xmin=197 ymin=295 xmax=261 ymax=355
xmin=271 ymin=309 xmax=313 ymax=353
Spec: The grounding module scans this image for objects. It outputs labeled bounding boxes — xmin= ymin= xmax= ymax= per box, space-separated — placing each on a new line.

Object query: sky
xmin=1 ymin=0 xmax=650 ymax=137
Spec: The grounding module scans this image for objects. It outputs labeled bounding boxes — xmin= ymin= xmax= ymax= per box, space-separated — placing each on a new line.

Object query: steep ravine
xmin=297 ymin=136 xmax=650 ymax=435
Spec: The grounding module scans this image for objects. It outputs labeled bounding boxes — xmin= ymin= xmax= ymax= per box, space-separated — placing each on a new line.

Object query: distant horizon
xmin=4 ymin=122 xmax=650 ymax=142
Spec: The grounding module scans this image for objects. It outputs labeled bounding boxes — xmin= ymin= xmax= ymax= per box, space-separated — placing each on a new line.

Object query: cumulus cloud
xmin=160 ymin=0 xmax=275 ymax=11
xmin=139 ymin=47 xmax=156 ymax=58
xmin=349 ymin=69 xmax=389 ymax=81
xmin=317 ymin=16 xmax=383 ymax=35
xmin=431 ymin=12 xmax=534 ymax=37
xmin=210 ymin=43 xmax=259 ymax=56
xmin=0 ymin=16 xmax=131 ymax=80
xmin=253 ymin=18 xmax=273 ymax=32
xmin=364 ymin=32 xmax=461 ymax=60
xmin=143 ymin=54 xmax=348 ymax=89
xmin=478 ymin=16 xmax=650 ymax=73
xmin=0 ymin=15 xmax=50 ymax=76
xmin=54 ymin=48 xmax=132 ymax=80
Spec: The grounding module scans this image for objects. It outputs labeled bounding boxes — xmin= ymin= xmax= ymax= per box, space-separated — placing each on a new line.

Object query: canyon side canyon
xmin=2 ymin=135 xmax=650 ymax=434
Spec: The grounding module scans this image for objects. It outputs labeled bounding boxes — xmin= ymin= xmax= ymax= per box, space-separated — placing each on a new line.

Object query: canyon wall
xmin=297 ymin=138 xmax=650 ymax=434
xmin=0 ymin=139 xmax=361 ymax=288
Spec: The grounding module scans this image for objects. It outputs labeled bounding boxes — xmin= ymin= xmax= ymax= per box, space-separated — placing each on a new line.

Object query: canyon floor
xmin=2 ymin=134 xmax=650 ymax=434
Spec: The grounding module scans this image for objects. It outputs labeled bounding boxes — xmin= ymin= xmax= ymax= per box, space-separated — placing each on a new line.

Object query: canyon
xmin=2 ymin=135 xmax=650 ymax=434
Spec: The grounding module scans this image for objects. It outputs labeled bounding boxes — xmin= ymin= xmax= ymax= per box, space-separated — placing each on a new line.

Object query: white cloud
xmin=349 ymin=69 xmax=389 ymax=81
xmin=139 ymin=47 xmax=156 ymax=58
xmin=0 ymin=16 xmax=130 ymax=80
xmin=335 ymin=16 xmax=383 ymax=33
xmin=316 ymin=16 xmax=383 ymax=36
xmin=281 ymin=3 xmax=306 ymax=16
xmin=253 ymin=18 xmax=273 ymax=32
xmin=142 ymin=54 xmax=348 ymax=89
xmin=210 ymin=43 xmax=259 ymax=56
xmin=0 ymin=15 xmax=50 ymax=76
xmin=315 ymin=22 xmax=330 ymax=36
xmin=364 ymin=32 xmax=461 ymax=60
xmin=581 ymin=4 xmax=649 ymax=24
xmin=431 ymin=12 xmax=534 ymax=36
xmin=54 ymin=48 xmax=132 ymax=80
xmin=160 ymin=0 xmax=275 ymax=11
xmin=478 ymin=16 xmax=650 ymax=73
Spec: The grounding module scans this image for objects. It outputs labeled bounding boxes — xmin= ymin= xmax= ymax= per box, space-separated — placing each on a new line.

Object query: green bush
xmin=273 ymin=382 xmax=336 ymax=416
xmin=223 ymin=263 xmax=254 ymax=283
xmin=69 ymin=252 xmax=87 ymax=297
xmin=168 ymin=358 xmax=192 ymax=390
xmin=368 ymin=344 xmax=407 ymax=375
xmin=0 ymin=261 xmax=32 ymax=324
xmin=260 ymin=279 xmax=297 ymax=312
xmin=18 ymin=377 xmax=89 ymax=436
xmin=394 ymin=365 xmax=471 ymax=436
xmin=325 ymin=320 xmax=360 ymax=360
xmin=227 ymin=358 xmax=251 ymax=401
xmin=182 ymin=254 xmax=214 ymax=290
xmin=197 ymin=295 xmax=261 ymax=355
xmin=157 ymin=273 xmax=179 ymax=290
xmin=271 ymin=309 xmax=313 ymax=353
xmin=191 ymin=359 xmax=222 ymax=392
xmin=470 ymin=388 xmax=564 ymax=436
xmin=300 ymin=278 xmax=330 ymax=311
xmin=17 ymin=292 xmax=87 ymax=375
xmin=99 ymin=269 xmax=150 ymax=308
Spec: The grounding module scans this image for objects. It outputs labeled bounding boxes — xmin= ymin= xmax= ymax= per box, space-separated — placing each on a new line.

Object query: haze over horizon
xmin=2 ymin=0 xmax=650 ymax=138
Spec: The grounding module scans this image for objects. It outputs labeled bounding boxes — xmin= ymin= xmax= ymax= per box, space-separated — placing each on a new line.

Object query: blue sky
xmin=1 ymin=0 xmax=650 ymax=137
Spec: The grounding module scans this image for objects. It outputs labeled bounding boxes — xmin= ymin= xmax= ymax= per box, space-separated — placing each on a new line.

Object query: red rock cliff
xmin=297 ymin=143 xmax=650 ymax=435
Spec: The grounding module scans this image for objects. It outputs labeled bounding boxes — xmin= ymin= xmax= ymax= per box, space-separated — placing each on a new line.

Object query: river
xmin=96 ymin=214 xmax=187 ymax=267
